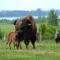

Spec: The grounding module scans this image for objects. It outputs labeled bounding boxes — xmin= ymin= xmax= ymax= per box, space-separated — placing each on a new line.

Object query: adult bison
xmin=55 ymin=31 xmax=60 ymax=43
xmin=14 ymin=16 xmax=37 ymax=49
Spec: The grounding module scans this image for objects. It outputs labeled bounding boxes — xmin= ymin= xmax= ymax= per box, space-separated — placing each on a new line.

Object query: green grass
xmin=0 ymin=40 xmax=60 ymax=60
xmin=0 ymin=23 xmax=15 ymax=33
xmin=0 ymin=23 xmax=15 ymax=39
xmin=0 ymin=22 xmax=60 ymax=60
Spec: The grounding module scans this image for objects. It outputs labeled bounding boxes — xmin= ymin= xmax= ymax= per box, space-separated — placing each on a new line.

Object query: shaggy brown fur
xmin=14 ymin=15 xmax=37 ymax=49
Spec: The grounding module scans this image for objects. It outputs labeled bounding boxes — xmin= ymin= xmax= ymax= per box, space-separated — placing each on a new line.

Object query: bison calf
xmin=6 ymin=32 xmax=18 ymax=49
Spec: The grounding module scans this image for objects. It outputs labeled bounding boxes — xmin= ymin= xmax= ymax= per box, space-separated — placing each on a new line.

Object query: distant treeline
xmin=0 ymin=19 xmax=40 ymax=24
xmin=0 ymin=19 xmax=14 ymax=24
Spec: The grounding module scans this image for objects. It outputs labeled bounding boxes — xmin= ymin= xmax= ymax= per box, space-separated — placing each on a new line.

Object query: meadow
xmin=0 ymin=22 xmax=60 ymax=60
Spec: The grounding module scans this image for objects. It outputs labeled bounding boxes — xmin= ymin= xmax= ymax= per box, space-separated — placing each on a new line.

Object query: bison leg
xmin=31 ymin=36 xmax=36 ymax=49
xmin=16 ymin=40 xmax=22 ymax=49
xmin=16 ymin=41 xmax=20 ymax=49
xmin=13 ymin=42 xmax=16 ymax=49
xmin=9 ymin=42 xmax=11 ymax=49
xmin=19 ymin=42 xmax=22 ymax=49
xmin=31 ymin=40 xmax=35 ymax=49
xmin=24 ymin=40 xmax=29 ymax=49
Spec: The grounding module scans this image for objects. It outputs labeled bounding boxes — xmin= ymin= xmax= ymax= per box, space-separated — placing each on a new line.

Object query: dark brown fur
xmin=14 ymin=16 xmax=37 ymax=49
xmin=55 ymin=32 xmax=60 ymax=43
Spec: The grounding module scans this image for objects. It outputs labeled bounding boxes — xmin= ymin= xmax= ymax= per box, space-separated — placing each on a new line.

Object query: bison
xmin=6 ymin=32 xmax=19 ymax=49
xmin=55 ymin=31 xmax=60 ymax=43
xmin=14 ymin=16 xmax=37 ymax=49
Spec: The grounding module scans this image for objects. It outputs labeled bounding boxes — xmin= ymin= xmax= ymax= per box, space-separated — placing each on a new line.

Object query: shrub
xmin=43 ymin=25 xmax=56 ymax=40
xmin=39 ymin=24 xmax=56 ymax=40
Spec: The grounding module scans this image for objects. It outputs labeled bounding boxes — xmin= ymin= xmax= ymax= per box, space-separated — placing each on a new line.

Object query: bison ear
xmin=14 ymin=20 xmax=17 ymax=25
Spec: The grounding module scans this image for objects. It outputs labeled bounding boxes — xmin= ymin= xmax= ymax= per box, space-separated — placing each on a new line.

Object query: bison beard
xmin=14 ymin=16 xmax=37 ymax=49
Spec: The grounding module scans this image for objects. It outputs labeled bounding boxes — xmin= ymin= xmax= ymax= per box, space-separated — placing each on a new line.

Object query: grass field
xmin=0 ymin=23 xmax=60 ymax=60
xmin=0 ymin=40 xmax=60 ymax=60
xmin=0 ymin=23 xmax=15 ymax=33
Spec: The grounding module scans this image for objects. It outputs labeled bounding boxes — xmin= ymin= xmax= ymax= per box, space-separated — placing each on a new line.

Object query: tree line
xmin=0 ymin=9 xmax=60 ymax=41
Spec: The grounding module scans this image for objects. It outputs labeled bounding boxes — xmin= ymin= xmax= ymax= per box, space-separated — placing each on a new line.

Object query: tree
xmin=47 ymin=9 xmax=58 ymax=26
xmin=38 ymin=16 xmax=47 ymax=23
xmin=39 ymin=23 xmax=47 ymax=40
xmin=40 ymin=23 xmax=47 ymax=35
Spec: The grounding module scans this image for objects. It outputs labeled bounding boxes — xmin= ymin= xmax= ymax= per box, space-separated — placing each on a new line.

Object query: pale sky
xmin=0 ymin=0 xmax=60 ymax=11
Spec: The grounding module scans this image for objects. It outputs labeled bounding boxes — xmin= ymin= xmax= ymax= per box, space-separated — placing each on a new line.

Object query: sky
xmin=0 ymin=0 xmax=60 ymax=11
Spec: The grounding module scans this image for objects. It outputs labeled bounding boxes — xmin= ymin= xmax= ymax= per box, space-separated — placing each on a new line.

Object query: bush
xmin=43 ymin=25 xmax=56 ymax=40
xmin=39 ymin=24 xmax=56 ymax=40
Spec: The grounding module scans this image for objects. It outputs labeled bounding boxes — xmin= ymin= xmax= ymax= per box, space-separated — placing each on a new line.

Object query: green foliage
xmin=43 ymin=25 xmax=56 ymax=39
xmin=0 ymin=19 xmax=14 ymax=24
xmin=40 ymin=23 xmax=47 ymax=35
xmin=38 ymin=16 xmax=47 ymax=23
xmin=0 ymin=21 xmax=60 ymax=60
xmin=47 ymin=9 xmax=58 ymax=26
xmin=0 ymin=22 xmax=15 ymax=39
xmin=38 ymin=23 xmax=56 ymax=40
